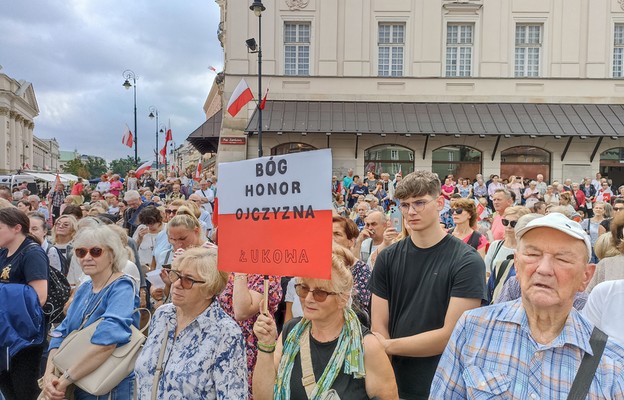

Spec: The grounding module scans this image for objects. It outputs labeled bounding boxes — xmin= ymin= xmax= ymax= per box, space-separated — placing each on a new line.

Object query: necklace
xmin=92 ymin=270 xmax=115 ymax=293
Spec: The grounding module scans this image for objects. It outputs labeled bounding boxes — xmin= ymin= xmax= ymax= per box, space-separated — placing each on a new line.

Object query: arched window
xmin=270 ymin=142 xmax=317 ymax=156
xmin=432 ymin=145 xmax=482 ymax=180
xmin=500 ymin=146 xmax=551 ymax=181
xmin=600 ymin=147 xmax=624 ymax=187
xmin=364 ymin=145 xmax=414 ymax=177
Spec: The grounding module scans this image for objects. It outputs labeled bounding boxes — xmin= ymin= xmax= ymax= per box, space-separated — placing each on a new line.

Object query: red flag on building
xmin=194 ymin=161 xmax=202 ymax=181
xmin=259 ymin=88 xmax=269 ymax=110
xmin=226 ymin=79 xmax=253 ymax=117
xmin=122 ymin=125 xmax=133 ymax=148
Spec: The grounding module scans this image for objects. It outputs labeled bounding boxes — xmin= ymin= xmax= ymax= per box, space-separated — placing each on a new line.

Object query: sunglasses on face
xmin=501 ymin=219 xmax=517 ymax=228
xmin=75 ymin=247 xmax=104 ymax=258
xmin=294 ymin=284 xmax=339 ymax=302
xmin=450 ymin=208 xmax=464 ymax=215
xmin=168 ymin=269 xmax=205 ymax=289
xmin=165 ymin=209 xmax=178 ymax=214
xmin=55 ymin=223 xmax=70 ymax=228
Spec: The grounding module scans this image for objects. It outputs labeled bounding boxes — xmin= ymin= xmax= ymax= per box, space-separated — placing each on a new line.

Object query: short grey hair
xmin=72 ymin=225 xmax=129 ymax=273
xmin=124 ymin=190 xmax=141 ymax=201
xmin=173 ymin=247 xmax=228 ymax=298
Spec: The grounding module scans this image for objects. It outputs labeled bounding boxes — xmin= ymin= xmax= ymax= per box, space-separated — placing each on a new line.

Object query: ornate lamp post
xmin=122 ymin=69 xmax=138 ymax=164
xmin=148 ymin=106 xmax=159 ymax=172
xmin=248 ymin=0 xmax=265 ymax=157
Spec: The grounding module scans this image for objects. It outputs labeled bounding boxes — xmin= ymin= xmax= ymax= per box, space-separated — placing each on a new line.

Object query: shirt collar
xmin=498 ymin=299 xmax=593 ymax=354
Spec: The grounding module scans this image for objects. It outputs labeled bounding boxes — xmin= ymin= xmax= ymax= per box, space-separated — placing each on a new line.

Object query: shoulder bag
xmin=300 ymin=330 xmax=341 ymax=400
xmin=567 ymin=327 xmax=608 ymax=400
xmin=53 ymin=279 xmax=150 ymax=396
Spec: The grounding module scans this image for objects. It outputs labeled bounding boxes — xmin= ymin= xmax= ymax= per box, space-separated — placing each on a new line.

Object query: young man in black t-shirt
xmin=370 ymin=170 xmax=486 ymax=400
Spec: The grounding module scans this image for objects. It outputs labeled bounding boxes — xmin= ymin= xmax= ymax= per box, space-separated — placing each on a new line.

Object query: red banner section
xmin=217 ymin=149 xmax=333 ymax=279
xmin=218 ymin=210 xmax=333 ymax=279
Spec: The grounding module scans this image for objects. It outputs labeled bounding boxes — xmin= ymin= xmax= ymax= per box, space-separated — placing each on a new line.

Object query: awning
xmin=59 ymin=173 xmax=80 ymax=182
xmin=245 ymin=101 xmax=624 ymax=137
xmin=187 ymin=109 xmax=222 ymax=154
xmin=24 ymin=172 xmax=70 ymax=183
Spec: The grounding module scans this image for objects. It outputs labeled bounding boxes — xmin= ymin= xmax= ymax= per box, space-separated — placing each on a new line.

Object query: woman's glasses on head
xmin=294 ymin=284 xmax=339 ymax=302
xmin=75 ymin=247 xmax=104 ymax=258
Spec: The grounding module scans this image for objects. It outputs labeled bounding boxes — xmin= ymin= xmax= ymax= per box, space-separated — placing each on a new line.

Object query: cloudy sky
xmin=1 ymin=0 xmax=222 ymax=163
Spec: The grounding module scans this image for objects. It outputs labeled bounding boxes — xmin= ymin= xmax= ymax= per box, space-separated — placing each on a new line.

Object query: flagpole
xmin=149 ymin=106 xmax=159 ymax=173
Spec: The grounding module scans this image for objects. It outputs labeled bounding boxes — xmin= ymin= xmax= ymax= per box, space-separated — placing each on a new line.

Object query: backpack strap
xmin=488 ymin=240 xmax=505 ymax=272
xmin=299 ymin=326 xmax=316 ymax=398
xmin=494 ymin=255 xmax=515 ymax=290
xmin=567 ymin=327 xmax=608 ymax=400
xmin=467 ymin=231 xmax=482 ymax=250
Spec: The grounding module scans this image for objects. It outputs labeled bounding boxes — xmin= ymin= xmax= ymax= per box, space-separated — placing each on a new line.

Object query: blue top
xmin=134 ymin=302 xmax=248 ymax=399
xmin=49 ymin=276 xmax=139 ymax=350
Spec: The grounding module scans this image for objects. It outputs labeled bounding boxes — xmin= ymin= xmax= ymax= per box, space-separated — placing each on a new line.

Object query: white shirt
xmin=582 ymin=279 xmax=624 ymax=346
xmin=196 ymin=187 xmax=215 ymax=212
xmin=285 ymin=279 xmax=303 ymax=319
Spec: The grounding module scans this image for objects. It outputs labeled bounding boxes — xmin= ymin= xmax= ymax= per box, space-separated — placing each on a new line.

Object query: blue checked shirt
xmin=430 ymin=299 xmax=624 ymax=399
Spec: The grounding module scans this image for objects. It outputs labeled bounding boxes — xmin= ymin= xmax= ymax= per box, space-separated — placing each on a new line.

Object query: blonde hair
xmin=594 ymin=232 xmax=620 ymax=260
xmin=51 ymin=214 xmax=79 ymax=244
xmin=0 ymin=198 xmax=14 ymax=209
xmin=503 ymin=205 xmax=531 ymax=219
xmin=168 ymin=206 xmax=201 ymax=232
xmin=173 ymin=247 xmax=228 ymax=298
xmin=297 ymin=253 xmax=354 ymax=305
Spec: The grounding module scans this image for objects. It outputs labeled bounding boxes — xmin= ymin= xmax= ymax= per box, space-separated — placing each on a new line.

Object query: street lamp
xmin=122 ymin=69 xmax=138 ymax=165
xmin=21 ymin=144 xmax=29 ymax=172
xmin=148 ymin=106 xmax=159 ymax=172
xmin=248 ymin=0 xmax=265 ymax=157
xmin=159 ymin=123 xmax=168 ymax=173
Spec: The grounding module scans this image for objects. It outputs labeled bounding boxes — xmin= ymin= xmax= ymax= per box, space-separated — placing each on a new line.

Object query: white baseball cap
xmin=515 ymin=212 xmax=593 ymax=262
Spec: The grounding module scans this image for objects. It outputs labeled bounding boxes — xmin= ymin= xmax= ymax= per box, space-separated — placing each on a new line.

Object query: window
xmin=614 ymin=24 xmax=624 ymax=78
xmin=500 ymin=146 xmax=551 ymax=182
xmin=432 ymin=145 xmax=482 ymax=179
xmin=284 ymin=22 xmax=310 ymax=76
xmin=446 ymin=24 xmax=473 ymax=77
xmin=364 ymin=145 xmax=414 ymax=177
xmin=390 ymin=149 xmax=399 ymax=160
xmin=378 ymin=23 xmax=404 ymax=77
xmin=515 ymin=24 xmax=542 ymax=77
xmin=271 ymin=142 xmax=317 ymax=156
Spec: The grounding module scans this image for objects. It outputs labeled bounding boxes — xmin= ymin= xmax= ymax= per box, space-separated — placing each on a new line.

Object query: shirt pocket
xmin=463 ymin=365 xmax=512 ymax=400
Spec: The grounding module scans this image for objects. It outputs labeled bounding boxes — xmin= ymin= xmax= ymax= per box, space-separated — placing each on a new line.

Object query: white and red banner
xmin=122 ymin=125 xmax=133 ymax=148
xmin=135 ymin=160 xmax=153 ymax=176
xmin=226 ymin=79 xmax=253 ymax=117
xmin=217 ymin=149 xmax=333 ymax=279
xmin=194 ymin=161 xmax=202 ymax=181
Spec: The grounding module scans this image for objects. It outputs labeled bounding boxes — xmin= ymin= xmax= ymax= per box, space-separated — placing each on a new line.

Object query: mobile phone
xmin=162 ymin=264 xmax=172 ymax=270
xmin=389 ymin=205 xmax=403 ymax=232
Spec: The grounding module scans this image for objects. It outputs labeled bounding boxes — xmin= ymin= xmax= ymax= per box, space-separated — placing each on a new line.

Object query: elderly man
xmin=123 ymin=190 xmax=155 ymax=236
xmin=194 ymin=180 xmax=215 ymax=213
xmin=354 ymin=210 xmax=387 ymax=265
xmin=28 ymin=194 xmax=49 ymax=220
xmin=430 ymin=212 xmax=624 ymax=398
xmin=490 ymin=188 xmax=514 ymax=241
xmin=370 ymin=171 xmax=485 ymax=399
xmin=353 ymin=201 xmax=370 ymax=231
xmin=188 ymin=193 xmax=213 ymax=235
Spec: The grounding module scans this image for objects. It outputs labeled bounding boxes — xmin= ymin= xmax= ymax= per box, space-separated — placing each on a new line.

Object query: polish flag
xmin=164 ymin=121 xmax=172 ymax=143
xmin=159 ymin=143 xmax=168 ymax=162
xmin=208 ymin=66 xmax=217 ymax=72
xmin=135 ymin=160 xmax=153 ymax=177
xmin=122 ymin=125 xmax=133 ymax=148
xmin=227 ymin=79 xmax=253 ymax=117
xmin=195 ymin=161 xmax=202 ymax=181
xmin=259 ymin=88 xmax=269 ymax=110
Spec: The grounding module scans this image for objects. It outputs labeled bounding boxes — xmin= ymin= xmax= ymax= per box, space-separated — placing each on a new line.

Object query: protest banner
xmin=217 ymin=149 xmax=333 ymax=279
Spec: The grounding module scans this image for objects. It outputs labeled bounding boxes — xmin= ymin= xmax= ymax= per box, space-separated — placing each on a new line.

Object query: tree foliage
xmin=62 ymin=158 xmax=90 ymax=178
xmin=109 ymin=156 xmax=142 ymax=177
xmin=85 ymin=157 xmax=107 ymax=178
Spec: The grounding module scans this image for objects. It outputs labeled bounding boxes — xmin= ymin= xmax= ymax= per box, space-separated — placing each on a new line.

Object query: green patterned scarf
xmin=273 ymin=307 xmax=366 ymax=399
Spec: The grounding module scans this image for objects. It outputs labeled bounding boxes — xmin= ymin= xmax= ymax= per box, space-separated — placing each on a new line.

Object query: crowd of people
xmin=0 ymin=164 xmax=623 ymax=399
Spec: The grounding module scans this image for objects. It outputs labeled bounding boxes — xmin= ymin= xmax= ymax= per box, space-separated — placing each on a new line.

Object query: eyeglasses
xmin=450 ymin=208 xmax=464 ymax=215
xmin=75 ymin=247 xmax=104 ymax=258
xmin=165 ymin=209 xmax=178 ymax=214
xmin=168 ymin=269 xmax=206 ymax=289
xmin=294 ymin=284 xmax=339 ymax=302
xmin=399 ymin=198 xmax=436 ymax=213
xmin=501 ymin=219 xmax=517 ymax=228
xmin=55 ymin=223 xmax=70 ymax=228
xmin=614 ymin=206 xmax=624 ymax=212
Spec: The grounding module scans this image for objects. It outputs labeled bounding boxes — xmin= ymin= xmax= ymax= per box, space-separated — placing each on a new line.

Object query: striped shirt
xmin=430 ymin=299 xmax=624 ymax=399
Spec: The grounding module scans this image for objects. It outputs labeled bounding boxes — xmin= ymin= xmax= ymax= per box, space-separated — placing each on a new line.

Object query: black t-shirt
xmin=281 ymin=317 xmax=370 ymax=400
xmin=0 ymin=238 xmax=48 ymax=285
xmin=370 ymin=234 xmax=485 ymax=400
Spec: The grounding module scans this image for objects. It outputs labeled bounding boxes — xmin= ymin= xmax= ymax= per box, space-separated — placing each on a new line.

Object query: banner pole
xmin=263 ymin=275 xmax=269 ymax=314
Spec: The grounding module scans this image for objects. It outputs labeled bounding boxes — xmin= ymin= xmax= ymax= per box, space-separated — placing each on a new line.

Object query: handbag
xmin=53 ymin=278 xmax=150 ymax=396
xmin=43 ymin=265 xmax=71 ymax=324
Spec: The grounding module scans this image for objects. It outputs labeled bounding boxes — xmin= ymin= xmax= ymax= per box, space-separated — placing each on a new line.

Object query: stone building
xmin=202 ymin=0 xmax=624 ymax=186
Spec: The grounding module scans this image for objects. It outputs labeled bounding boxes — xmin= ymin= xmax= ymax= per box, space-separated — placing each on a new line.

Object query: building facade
xmin=211 ymin=0 xmax=624 ymax=185
xmin=33 ymin=137 xmax=60 ymax=172
xmin=0 ymin=69 xmax=37 ymax=174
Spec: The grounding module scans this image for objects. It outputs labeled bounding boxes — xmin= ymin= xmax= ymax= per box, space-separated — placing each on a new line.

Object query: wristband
xmin=62 ymin=370 xmax=75 ymax=383
xmin=258 ymin=346 xmax=275 ymax=354
xmin=257 ymin=342 xmax=276 ymax=352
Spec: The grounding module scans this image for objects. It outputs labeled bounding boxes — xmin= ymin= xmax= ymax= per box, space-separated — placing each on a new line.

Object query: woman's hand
xmin=253 ymin=311 xmax=277 ymax=346
xmin=42 ymin=373 xmax=67 ymax=400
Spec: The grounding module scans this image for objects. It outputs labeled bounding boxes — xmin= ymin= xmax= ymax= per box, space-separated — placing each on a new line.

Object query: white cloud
xmin=0 ymin=0 xmax=222 ymax=163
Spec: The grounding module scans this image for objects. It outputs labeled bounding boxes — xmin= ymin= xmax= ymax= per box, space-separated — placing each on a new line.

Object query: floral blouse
xmin=134 ymin=302 xmax=247 ymax=399
xmin=217 ymin=274 xmax=282 ymax=399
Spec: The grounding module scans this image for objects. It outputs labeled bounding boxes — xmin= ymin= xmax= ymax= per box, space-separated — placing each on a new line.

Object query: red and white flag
xmin=135 ymin=160 xmax=153 ymax=177
xmin=227 ymin=79 xmax=253 ymax=117
xmin=160 ymin=120 xmax=172 ymax=161
xmin=259 ymin=88 xmax=269 ymax=110
xmin=208 ymin=66 xmax=217 ymax=72
xmin=195 ymin=161 xmax=203 ymax=181
xmin=122 ymin=125 xmax=133 ymax=148
xmin=54 ymin=173 xmax=62 ymax=191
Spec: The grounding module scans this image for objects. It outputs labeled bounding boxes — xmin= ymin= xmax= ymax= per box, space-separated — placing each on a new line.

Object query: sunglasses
xmin=294 ymin=284 xmax=339 ymax=302
xmin=501 ymin=219 xmax=517 ymax=228
xmin=55 ymin=223 xmax=70 ymax=228
xmin=168 ymin=269 xmax=205 ymax=289
xmin=75 ymin=247 xmax=104 ymax=258
xmin=450 ymin=208 xmax=464 ymax=215
xmin=165 ymin=209 xmax=178 ymax=214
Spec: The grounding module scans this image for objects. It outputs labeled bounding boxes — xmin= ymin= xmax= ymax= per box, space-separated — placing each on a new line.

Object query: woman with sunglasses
xmin=252 ymin=255 xmax=398 ymax=399
xmin=135 ymin=247 xmax=247 ymax=398
xmin=42 ymin=225 xmax=139 ymax=400
xmin=483 ymin=206 xmax=531 ymax=279
xmin=0 ymin=208 xmax=49 ymax=400
xmin=50 ymin=215 xmax=78 ymax=276
xmin=448 ymin=198 xmax=488 ymax=258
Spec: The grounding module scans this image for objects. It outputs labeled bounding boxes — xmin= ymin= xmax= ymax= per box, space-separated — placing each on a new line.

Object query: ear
xmin=435 ymin=195 xmax=445 ymax=211
xmin=578 ymin=263 xmax=596 ymax=292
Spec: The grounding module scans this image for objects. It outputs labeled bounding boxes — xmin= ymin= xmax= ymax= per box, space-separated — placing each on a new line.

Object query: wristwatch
xmin=61 ymin=370 xmax=75 ymax=383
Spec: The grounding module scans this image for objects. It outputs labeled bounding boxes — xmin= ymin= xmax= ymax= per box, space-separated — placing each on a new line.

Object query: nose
xmin=534 ymin=254 xmax=555 ymax=276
